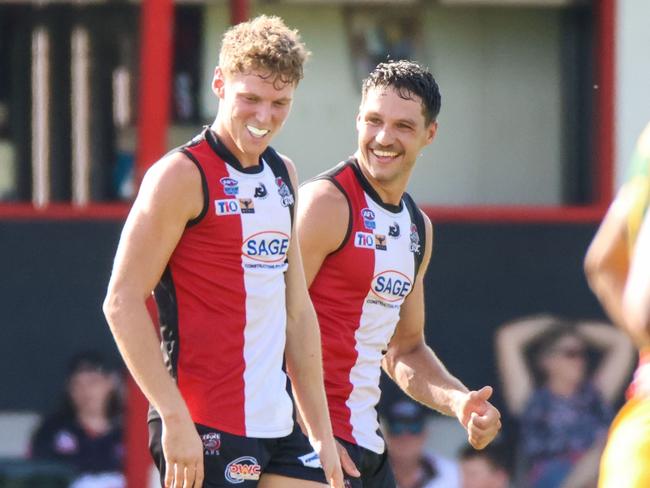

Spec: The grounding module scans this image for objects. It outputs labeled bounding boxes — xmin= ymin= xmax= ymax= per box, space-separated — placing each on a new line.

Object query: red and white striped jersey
xmin=308 ymin=159 xmax=427 ymax=453
xmin=152 ymin=128 xmax=295 ymax=438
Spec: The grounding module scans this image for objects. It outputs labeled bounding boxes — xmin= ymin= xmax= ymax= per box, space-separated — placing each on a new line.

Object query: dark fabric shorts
xmin=149 ymin=419 xmax=327 ymax=487
xmin=337 ymin=437 xmax=396 ymax=488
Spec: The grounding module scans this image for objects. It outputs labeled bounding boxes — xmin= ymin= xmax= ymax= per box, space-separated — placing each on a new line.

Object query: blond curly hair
xmin=219 ymin=15 xmax=310 ymax=87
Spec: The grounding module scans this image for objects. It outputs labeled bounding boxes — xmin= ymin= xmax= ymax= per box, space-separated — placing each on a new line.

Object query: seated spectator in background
xmin=496 ymin=315 xmax=634 ymax=488
xmin=459 ymin=442 xmax=511 ymax=488
xmin=383 ymin=397 xmax=460 ymax=488
xmin=31 ymin=351 xmax=124 ymax=488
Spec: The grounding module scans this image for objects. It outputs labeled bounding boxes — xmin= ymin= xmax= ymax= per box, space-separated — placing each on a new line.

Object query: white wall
xmin=616 ymin=0 xmax=650 ymax=187
xmin=197 ymin=4 xmax=567 ymax=205
xmin=417 ymin=6 xmax=562 ymax=205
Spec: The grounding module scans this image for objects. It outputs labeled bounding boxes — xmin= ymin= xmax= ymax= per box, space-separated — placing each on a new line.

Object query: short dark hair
xmin=361 ymin=60 xmax=441 ymax=125
xmin=459 ymin=442 xmax=512 ymax=475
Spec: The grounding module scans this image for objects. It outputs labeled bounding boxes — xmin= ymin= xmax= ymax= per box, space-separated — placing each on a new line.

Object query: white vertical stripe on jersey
xmin=346 ymin=196 xmax=416 ymax=453
xmin=232 ymin=163 xmax=294 ymax=438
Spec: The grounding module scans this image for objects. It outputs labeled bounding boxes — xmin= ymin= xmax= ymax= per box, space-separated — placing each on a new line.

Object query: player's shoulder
xmin=405 ymin=194 xmax=433 ymax=240
xmin=299 ymin=177 xmax=349 ymax=214
xmin=142 ymin=150 xmax=202 ymax=196
xmin=272 ymin=151 xmax=299 ymax=186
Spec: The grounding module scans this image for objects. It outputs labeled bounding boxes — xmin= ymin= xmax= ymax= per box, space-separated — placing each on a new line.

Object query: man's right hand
xmin=161 ymin=413 xmax=204 ymax=488
xmin=336 ymin=439 xmax=360 ymax=479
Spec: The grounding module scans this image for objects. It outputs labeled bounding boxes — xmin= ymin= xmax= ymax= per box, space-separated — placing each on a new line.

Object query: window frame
xmin=0 ymin=0 xmax=615 ymax=223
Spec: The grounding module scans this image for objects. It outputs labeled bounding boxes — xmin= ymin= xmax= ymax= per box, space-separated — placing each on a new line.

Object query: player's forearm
xmin=586 ymin=269 xmax=647 ymax=346
xmin=285 ymin=308 xmax=335 ymax=443
xmin=384 ymin=343 xmax=468 ymax=417
xmin=623 ymin=285 xmax=650 ymax=346
xmin=103 ymin=291 xmax=190 ymax=422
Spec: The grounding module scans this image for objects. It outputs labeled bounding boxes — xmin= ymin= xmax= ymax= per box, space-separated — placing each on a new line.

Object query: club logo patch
xmin=388 ymin=222 xmax=400 ymax=238
xmin=275 ymin=177 xmax=294 ymax=207
xmin=225 ymin=456 xmax=261 ymax=483
xmin=254 ymin=183 xmax=268 ymax=199
xmin=220 ymin=177 xmax=239 ymax=196
xmin=361 ymin=208 xmax=376 ymax=230
xmin=371 ymin=270 xmax=412 ymax=302
xmin=201 ymin=432 xmax=221 ymax=456
xmin=410 ymin=224 xmax=421 ymax=254
xmin=238 ymin=198 xmax=255 ymax=214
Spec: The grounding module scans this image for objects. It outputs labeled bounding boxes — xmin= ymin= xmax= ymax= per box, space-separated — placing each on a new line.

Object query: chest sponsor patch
xmin=242 ymin=231 xmax=290 ymax=263
xmin=371 ymin=270 xmax=412 ymax=302
xmin=354 ymin=231 xmax=375 ymax=249
xmin=215 ymin=199 xmax=241 ymax=216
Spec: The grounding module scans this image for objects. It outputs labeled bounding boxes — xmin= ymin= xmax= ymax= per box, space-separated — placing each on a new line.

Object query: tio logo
xmin=355 ymin=231 xmax=375 ymax=249
xmin=215 ymin=199 xmax=240 ymax=216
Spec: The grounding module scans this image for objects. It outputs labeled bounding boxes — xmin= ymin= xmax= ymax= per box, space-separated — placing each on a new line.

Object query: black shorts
xmin=337 ymin=437 xmax=396 ymax=488
xmin=149 ymin=419 xmax=327 ymax=487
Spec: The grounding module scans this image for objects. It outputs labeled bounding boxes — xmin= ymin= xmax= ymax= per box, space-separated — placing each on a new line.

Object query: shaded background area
xmin=0 ymin=220 xmax=606 ymax=416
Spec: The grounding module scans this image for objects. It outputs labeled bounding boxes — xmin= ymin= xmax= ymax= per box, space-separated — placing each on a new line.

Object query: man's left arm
xmin=381 ymin=211 xmax=501 ymax=449
xmin=281 ymin=157 xmax=343 ymax=488
xmin=623 ymin=210 xmax=650 ymax=338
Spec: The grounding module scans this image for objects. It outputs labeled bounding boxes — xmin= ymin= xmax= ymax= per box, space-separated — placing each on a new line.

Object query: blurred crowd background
xmin=1 ymin=0 xmax=649 ymax=486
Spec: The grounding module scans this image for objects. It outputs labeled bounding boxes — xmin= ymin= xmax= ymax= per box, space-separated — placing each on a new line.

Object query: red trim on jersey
xmin=168 ymin=139 xmax=248 ymax=435
xmin=309 ymin=165 xmax=375 ymax=444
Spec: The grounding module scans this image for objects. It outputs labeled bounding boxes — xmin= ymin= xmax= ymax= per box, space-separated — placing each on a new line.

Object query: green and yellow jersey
xmin=625 ymin=123 xmax=650 ymax=254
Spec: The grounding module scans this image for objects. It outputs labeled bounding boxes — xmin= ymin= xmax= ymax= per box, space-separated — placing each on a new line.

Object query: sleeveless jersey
xmin=308 ymin=158 xmax=426 ymax=453
xmin=624 ymin=123 xmax=650 ymax=399
xmin=152 ymin=128 xmax=295 ymax=438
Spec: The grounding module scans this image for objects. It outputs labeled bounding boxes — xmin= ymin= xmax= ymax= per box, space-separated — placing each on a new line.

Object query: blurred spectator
xmin=383 ymin=397 xmax=460 ymax=488
xmin=459 ymin=442 xmax=511 ymax=488
xmin=30 ymin=351 xmax=125 ymax=488
xmin=495 ymin=315 xmax=634 ymax=488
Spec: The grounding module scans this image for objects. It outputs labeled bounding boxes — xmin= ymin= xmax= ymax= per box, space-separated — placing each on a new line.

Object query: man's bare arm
xmin=283 ymin=159 xmax=344 ymax=488
xmin=103 ymin=153 xmax=204 ymax=488
xmin=382 ymin=212 xmax=501 ymax=449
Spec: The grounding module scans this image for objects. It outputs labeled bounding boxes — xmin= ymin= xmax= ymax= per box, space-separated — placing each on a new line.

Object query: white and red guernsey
xmin=151 ymin=128 xmax=296 ymax=438
xmin=308 ymin=159 xmax=427 ymax=454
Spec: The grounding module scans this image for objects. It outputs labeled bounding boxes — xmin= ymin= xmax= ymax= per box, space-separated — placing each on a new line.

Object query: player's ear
xmin=424 ymin=121 xmax=438 ymax=146
xmin=212 ymin=67 xmax=226 ymax=98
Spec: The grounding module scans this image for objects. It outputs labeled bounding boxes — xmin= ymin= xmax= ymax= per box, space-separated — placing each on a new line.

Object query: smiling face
xmin=355 ymin=86 xmax=437 ymax=199
xmin=213 ymin=68 xmax=295 ymax=166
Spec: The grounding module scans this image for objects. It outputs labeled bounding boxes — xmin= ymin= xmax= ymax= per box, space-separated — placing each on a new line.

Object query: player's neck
xmin=354 ymin=155 xmax=407 ymax=206
xmin=210 ymin=120 xmax=263 ymax=168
